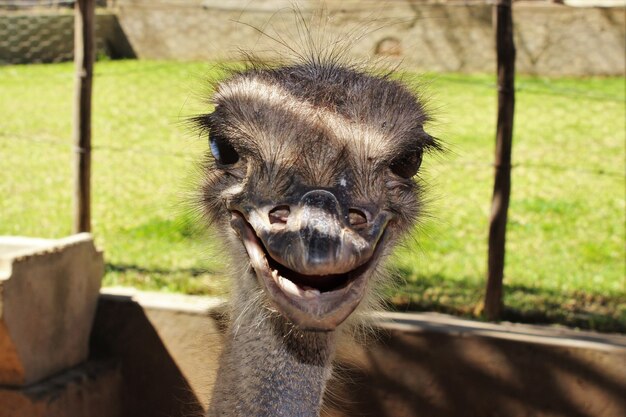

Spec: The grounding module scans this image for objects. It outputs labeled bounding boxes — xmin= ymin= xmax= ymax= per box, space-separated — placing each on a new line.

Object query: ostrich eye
xmin=209 ymin=132 xmax=239 ymax=165
xmin=390 ymin=147 xmax=423 ymax=178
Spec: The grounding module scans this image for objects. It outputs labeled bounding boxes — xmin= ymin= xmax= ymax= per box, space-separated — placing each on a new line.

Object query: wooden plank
xmin=73 ymin=0 xmax=95 ymax=233
xmin=485 ymin=0 xmax=516 ymax=321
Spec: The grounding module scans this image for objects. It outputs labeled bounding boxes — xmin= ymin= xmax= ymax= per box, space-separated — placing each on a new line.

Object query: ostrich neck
xmin=208 ymin=289 xmax=336 ymax=417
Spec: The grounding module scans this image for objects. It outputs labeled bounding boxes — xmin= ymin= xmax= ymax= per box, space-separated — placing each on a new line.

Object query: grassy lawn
xmin=0 ymin=60 xmax=624 ymax=332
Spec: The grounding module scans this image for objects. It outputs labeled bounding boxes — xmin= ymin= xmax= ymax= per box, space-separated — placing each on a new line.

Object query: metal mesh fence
xmin=0 ymin=0 xmax=624 ymax=328
xmin=0 ymin=12 xmax=75 ymax=64
xmin=0 ymin=0 xmax=117 ymax=65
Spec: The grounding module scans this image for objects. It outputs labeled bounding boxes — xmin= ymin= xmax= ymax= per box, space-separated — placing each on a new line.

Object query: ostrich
xmin=194 ymin=55 xmax=438 ymax=417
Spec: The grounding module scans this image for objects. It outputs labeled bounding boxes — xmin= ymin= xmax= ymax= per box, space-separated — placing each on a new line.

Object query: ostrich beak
xmin=229 ymin=190 xmax=390 ymax=331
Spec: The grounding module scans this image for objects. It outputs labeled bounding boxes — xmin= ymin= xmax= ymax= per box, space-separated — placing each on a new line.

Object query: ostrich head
xmin=196 ymin=61 xmax=438 ymax=332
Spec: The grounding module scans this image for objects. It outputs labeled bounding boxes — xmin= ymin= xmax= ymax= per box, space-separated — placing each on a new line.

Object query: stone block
xmin=0 ymin=359 xmax=122 ymax=417
xmin=0 ymin=234 xmax=104 ymax=386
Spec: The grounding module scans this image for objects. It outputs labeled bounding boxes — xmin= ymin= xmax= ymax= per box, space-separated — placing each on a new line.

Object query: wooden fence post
xmin=73 ymin=0 xmax=95 ymax=233
xmin=485 ymin=0 xmax=516 ymax=321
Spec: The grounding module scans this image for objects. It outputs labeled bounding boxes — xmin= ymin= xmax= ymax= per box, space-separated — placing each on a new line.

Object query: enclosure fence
xmin=1 ymin=0 xmax=624 ymax=330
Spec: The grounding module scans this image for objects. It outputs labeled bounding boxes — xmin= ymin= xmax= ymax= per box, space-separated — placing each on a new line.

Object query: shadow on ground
xmin=325 ymin=327 xmax=626 ymax=417
xmin=389 ymin=272 xmax=626 ymax=333
xmin=106 ymin=262 xmax=212 ymax=277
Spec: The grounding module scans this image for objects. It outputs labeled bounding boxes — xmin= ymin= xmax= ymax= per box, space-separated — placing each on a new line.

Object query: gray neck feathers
xmin=208 ymin=280 xmax=336 ymax=417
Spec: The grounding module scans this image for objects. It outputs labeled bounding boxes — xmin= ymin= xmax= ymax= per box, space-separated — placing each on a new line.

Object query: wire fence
xmin=1 ymin=2 xmax=622 ymax=165
xmin=2 ymin=129 xmax=623 ymax=178
xmin=0 ymin=0 xmax=624 ymax=311
xmin=2 ymin=61 xmax=622 ymax=177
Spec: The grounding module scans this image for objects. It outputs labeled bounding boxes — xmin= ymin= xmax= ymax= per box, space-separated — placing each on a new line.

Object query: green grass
xmin=0 ymin=61 xmax=624 ymax=332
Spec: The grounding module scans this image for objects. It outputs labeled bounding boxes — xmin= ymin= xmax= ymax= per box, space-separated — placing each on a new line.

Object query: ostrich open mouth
xmin=230 ymin=212 xmax=383 ymax=331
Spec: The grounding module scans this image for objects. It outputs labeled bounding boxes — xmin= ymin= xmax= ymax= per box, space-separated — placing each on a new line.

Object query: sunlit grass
xmin=0 ymin=60 xmax=623 ymax=331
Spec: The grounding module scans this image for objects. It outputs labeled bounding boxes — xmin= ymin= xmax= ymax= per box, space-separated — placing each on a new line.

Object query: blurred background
xmin=0 ymin=0 xmax=624 ymax=331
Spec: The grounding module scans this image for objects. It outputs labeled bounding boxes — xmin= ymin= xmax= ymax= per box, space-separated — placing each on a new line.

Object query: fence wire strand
xmin=1 ymin=132 xmax=622 ymax=178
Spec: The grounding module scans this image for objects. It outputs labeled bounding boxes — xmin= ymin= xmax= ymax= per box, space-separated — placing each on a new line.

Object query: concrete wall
xmin=92 ymin=288 xmax=626 ymax=417
xmin=1 ymin=3 xmax=623 ymax=75
xmin=112 ymin=0 xmax=625 ymax=76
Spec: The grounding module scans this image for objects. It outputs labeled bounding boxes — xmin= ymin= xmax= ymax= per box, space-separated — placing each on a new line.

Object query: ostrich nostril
xmin=348 ymin=209 xmax=368 ymax=228
xmin=269 ymin=205 xmax=291 ymax=225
